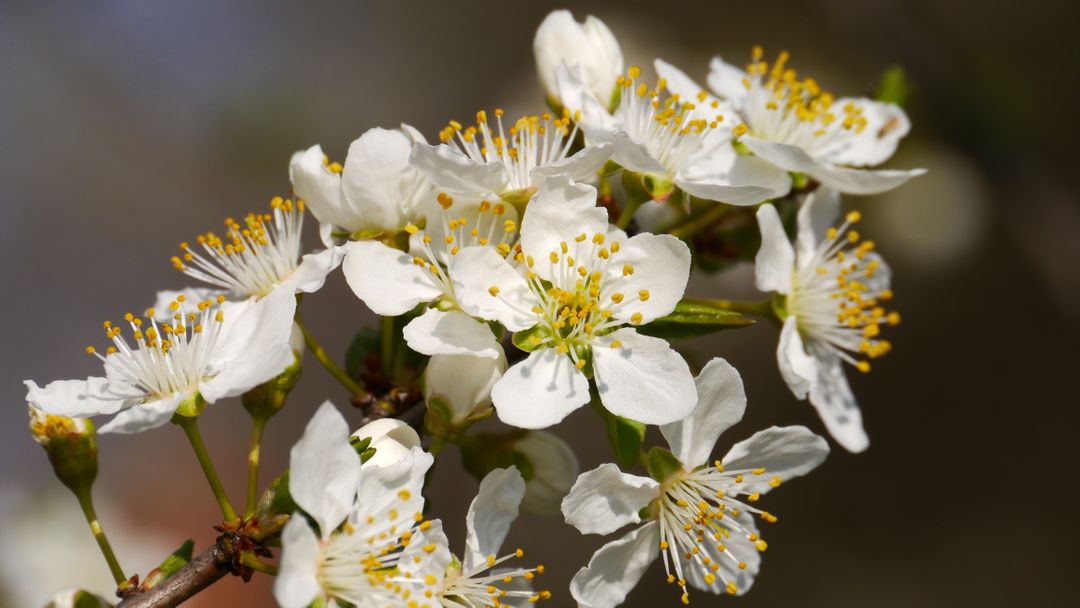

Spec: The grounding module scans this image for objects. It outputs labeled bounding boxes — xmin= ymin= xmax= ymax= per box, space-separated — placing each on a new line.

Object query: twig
xmin=115 ymin=545 xmax=228 ymax=608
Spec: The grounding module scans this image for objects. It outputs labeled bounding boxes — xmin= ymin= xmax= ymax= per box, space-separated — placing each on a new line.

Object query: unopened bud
xmin=513 ymin=431 xmax=579 ymax=516
xmin=44 ymin=588 xmax=112 ymax=608
xmin=29 ymin=405 xmax=98 ymax=493
xmin=242 ymin=353 xmax=302 ymax=420
xmin=423 ymin=351 xmax=506 ymax=438
xmin=351 ymin=418 xmax=420 ymax=468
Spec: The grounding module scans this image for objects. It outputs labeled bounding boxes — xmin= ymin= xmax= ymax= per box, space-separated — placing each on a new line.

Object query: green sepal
xmin=642 ymin=174 xmax=676 ymax=202
xmin=646 ymin=447 xmax=686 ymax=484
xmin=591 ymin=399 xmax=645 ymax=469
xmin=636 ymin=300 xmax=754 ymax=340
xmin=348 ymin=435 xmax=376 ymax=464
xmin=173 ymin=393 xmax=207 ymax=419
xmin=874 ymin=65 xmax=910 ymax=107
xmin=790 ymin=172 xmax=810 ymax=190
xmin=512 ymin=325 xmax=550 ymax=353
xmin=771 ymin=293 xmax=790 ymax=322
xmin=141 ymin=539 xmax=195 ymax=590
xmin=249 ymin=470 xmax=296 ymax=541
xmin=242 ymin=355 xmax=302 ymax=420
xmin=459 ymin=430 xmax=536 ymax=483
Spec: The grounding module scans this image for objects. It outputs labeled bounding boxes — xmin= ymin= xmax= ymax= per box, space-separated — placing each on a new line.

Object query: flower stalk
xmin=295 ymin=318 xmax=368 ymax=399
xmin=174 ymin=413 xmax=238 ymax=523
xmin=74 ymin=487 xmax=128 ymax=585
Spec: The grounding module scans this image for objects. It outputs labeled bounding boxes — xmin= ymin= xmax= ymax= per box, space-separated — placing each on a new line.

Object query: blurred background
xmin=2 ymin=0 xmax=1077 ymax=606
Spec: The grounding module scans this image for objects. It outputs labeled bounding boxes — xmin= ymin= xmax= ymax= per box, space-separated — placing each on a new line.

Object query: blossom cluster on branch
xmin=24 ymin=9 xmax=924 ymax=608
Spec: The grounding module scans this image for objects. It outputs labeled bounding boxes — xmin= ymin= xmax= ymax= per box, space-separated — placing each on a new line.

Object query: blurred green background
xmin=2 ymin=0 xmax=1077 ymax=606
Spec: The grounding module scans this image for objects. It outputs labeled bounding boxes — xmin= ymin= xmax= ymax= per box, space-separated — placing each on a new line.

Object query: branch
xmin=116 ymin=544 xmax=228 ymax=608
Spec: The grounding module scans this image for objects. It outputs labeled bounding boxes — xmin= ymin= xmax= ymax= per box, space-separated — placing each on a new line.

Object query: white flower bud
xmin=351 ymin=418 xmax=421 ymax=467
xmin=423 ymin=351 xmax=507 ymax=427
xmin=514 ymin=431 xmax=579 ymax=516
xmin=534 ymin=10 xmax=623 ymax=107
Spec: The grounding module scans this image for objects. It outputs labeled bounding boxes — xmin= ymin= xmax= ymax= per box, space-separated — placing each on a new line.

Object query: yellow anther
xmin=638 ymin=290 xmax=650 ymax=301
xmin=489 ymin=286 xmax=500 ymax=297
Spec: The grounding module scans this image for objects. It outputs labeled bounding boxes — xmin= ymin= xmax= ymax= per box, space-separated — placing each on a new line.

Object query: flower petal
xmin=776 ymin=317 xmax=816 ymax=399
xmin=24 ymin=377 xmax=135 ymax=418
xmin=722 ymin=425 xmax=829 ymax=495
xmin=425 ymin=350 xmax=506 ymax=425
xmin=463 ymin=467 xmax=527 ymax=572
xmin=682 ymin=511 xmax=761 ymax=595
xmin=97 ymin=393 xmax=184 ymax=435
xmin=274 ymin=515 xmax=323 ymax=608
xmin=570 ymin=521 xmax=660 ymax=608
xmin=805 ymin=346 xmax=869 ymax=453
xmin=532 ymin=142 xmax=612 ymax=185
xmin=754 ymin=204 xmax=795 ymax=295
xmin=605 ymin=232 xmax=689 ymax=325
xmin=561 ymin=463 xmax=658 ymax=535
xmin=450 ymin=246 xmax=537 ymax=332
xmin=741 ymin=136 xmax=925 ymax=195
xmin=520 ymin=176 xmax=609 ymax=281
xmin=408 ymin=142 xmax=505 ymax=197
xmin=677 ymin=153 xmax=793 ymax=205
xmin=351 ymin=418 xmax=422 ymax=468
xmin=353 ymin=447 xmax=433 ymax=533
xmin=288 ymin=401 xmax=361 ymax=537
xmin=795 ymin=187 xmax=841 ymax=264
xmin=821 ymin=98 xmax=911 ymax=167
xmin=515 ymin=431 xmax=580 ymax=516
xmin=534 ymin=10 xmax=623 ymax=104
xmin=582 ymin=126 xmax=668 ymax=176
xmin=403 ymin=308 xmax=501 ymax=359
xmin=341 ymin=240 xmax=442 ymax=316
xmin=397 ymin=518 xmax=452 ymax=581
xmin=554 ymin=63 xmax=618 ymax=129
xmin=592 ymin=329 xmax=697 ymax=426
xmin=707 ymin=56 xmax=751 ymax=106
xmin=660 ymin=358 xmax=747 ymax=467
xmin=278 ymin=246 xmax=343 ymax=295
xmin=341 ymin=127 xmax=428 ymax=232
xmin=289 ymin=145 xmax=353 ymax=230
xmin=491 ymin=348 xmax=590 ymax=429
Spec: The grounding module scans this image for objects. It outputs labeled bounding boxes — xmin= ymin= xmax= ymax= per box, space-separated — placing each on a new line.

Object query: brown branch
xmin=116 ymin=544 xmax=228 ymax=608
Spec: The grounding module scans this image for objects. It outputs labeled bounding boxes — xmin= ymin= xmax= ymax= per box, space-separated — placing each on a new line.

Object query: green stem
xmin=240 ymin=552 xmax=279 ymax=576
xmin=429 ymin=436 xmax=448 ymax=457
xmin=667 ymin=203 xmax=732 ymax=239
xmin=615 ymin=196 xmax=645 ymax=230
xmin=175 ymin=416 xmax=239 ymax=523
xmin=296 ymin=318 xmax=368 ymax=398
xmin=74 ymin=487 xmax=126 ymax=585
xmin=244 ymin=415 xmax=268 ymax=518
xmin=685 ymin=296 xmax=776 ymax=318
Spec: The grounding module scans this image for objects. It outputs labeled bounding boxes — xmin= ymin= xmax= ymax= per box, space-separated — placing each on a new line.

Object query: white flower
xmin=534 ymin=10 xmax=623 ymax=109
xmin=452 ymin=175 xmax=696 ymax=428
xmin=24 ymin=290 xmax=296 ymax=434
xmin=169 ymin=196 xmax=339 ymax=300
xmin=561 ymin=358 xmax=829 ymax=607
xmin=397 ymin=467 xmax=550 ymax=607
xmin=699 ymin=47 xmax=925 ymax=195
xmin=274 ymin=402 xmax=434 ymax=608
xmin=350 ymin=417 xmax=421 ymax=468
xmin=409 ymin=109 xmax=612 ymax=202
xmin=511 ymin=431 xmax=579 ymax=516
xmin=424 ymin=351 xmax=507 ymax=427
xmin=755 ymin=189 xmax=898 ymax=452
xmin=557 ymin=63 xmax=789 ymax=206
xmin=290 ymin=124 xmax=433 ymax=239
xmin=341 ymin=193 xmax=515 ymax=360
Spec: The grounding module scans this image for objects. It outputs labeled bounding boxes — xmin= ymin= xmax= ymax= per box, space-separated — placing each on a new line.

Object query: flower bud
xmin=423 ymin=352 xmax=507 ymax=437
xmin=534 ymin=10 xmax=623 ymax=109
xmin=351 ymin=418 xmax=421 ymax=467
xmin=29 ymin=406 xmax=98 ymax=493
xmin=242 ymin=352 xmax=303 ymax=420
xmin=513 ymin=431 xmax=580 ymax=516
xmin=44 ymin=588 xmax=113 ymax=608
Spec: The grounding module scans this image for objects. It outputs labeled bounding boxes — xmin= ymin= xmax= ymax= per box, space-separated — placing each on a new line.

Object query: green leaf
xmin=592 ymin=400 xmax=646 ymax=469
xmin=874 ymin=65 xmax=910 ymax=107
xmin=637 ymin=300 xmax=754 ymax=340
xmin=141 ymin=539 xmax=194 ymax=590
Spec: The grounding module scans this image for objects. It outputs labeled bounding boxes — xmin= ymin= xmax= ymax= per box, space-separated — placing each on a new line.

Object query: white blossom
xmin=562 ymin=359 xmax=829 ymax=606
xmin=534 ymin=10 xmax=623 ymax=109
xmin=755 ymin=188 xmax=898 ymax=452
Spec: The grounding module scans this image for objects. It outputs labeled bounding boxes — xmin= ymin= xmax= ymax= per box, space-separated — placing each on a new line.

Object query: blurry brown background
xmin=2 ymin=0 xmax=1078 ymax=606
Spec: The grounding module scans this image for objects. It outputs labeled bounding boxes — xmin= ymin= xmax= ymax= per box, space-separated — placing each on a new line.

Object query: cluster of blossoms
xmin=25 ymin=9 xmax=925 ymax=608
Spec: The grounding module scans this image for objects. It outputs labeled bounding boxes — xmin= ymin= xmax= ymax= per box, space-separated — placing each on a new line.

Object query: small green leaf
xmin=646 ymin=447 xmax=685 ymax=484
xmin=141 ymin=539 xmax=194 ymax=590
xmin=874 ymin=65 xmax=910 ymax=107
xmin=512 ymin=325 xmax=550 ymax=353
xmin=637 ymin=300 xmax=755 ymax=340
xmin=592 ymin=400 xmax=646 ymax=469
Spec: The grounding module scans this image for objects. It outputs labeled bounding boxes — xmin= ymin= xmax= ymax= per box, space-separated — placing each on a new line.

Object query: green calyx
xmin=646 ymin=447 xmax=686 ymax=485
xmin=242 ymin=355 xmax=302 ymax=420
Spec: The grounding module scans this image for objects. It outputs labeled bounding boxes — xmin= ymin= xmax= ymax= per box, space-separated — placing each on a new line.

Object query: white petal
xmin=806 ymin=347 xmax=869 ymax=453
xmin=450 ymin=246 xmax=538 ymax=332
xmin=425 ymin=350 xmax=507 ymax=425
xmin=340 ymin=127 xmax=427 ymax=232
xmin=754 ymin=204 xmax=795 ymax=294
xmin=707 ymin=56 xmax=751 ymax=105
xmin=722 ymin=425 xmax=829 ymax=495
xmin=289 ymin=145 xmax=353 ymax=230
xmin=570 ymin=521 xmax=659 ymax=608
xmin=605 ymin=232 xmax=689 ymax=325
xmin=741 ymin=136 xmax=925 ymax=195
xmin=561 ymin=464 xmax=658 ymax=535
xmin=279 ymin=246 xmax=343 ymax=295
xmin=660 ymin=358 xmax=747 ymax=467
xmin=150 ymin=287 xmax=229 ymax=322
xmin=97 ymin=393 xmax=184 ymax=435
xmin=582 ymin=126 xmax=668 ymax=176
xmin=408 ymin=142 xmax=505 ymax=197
xmin=403 ymin=308 xmax=501 ymax=359
xmin=353 ymin=447 xmax=433 ymax=530
xmin=776 ymin=317 xmax=816 ymax=400
xmin=592 ymin=329 xmax=697 ymax=426
xmin=274 ymin=516 xmax=323 ymax=608
xmin=795 ymin=187 xmax=841 ymax=263
xmin=682 ymin=511 xmax=760 ymax=595
xmin=397 ymin=518 xmax=452 ymax=580
xmin=554 ymin=63 xmax=617 ymax=129
xmin=341 ymin=240 xmax=442 ymax=316
xmin=351 ymin=418 xmax=421 ymax=468
xmin=463 ymin=467 xmax=526 ymax=572
xmin=532 ymin=142 xmax=612 ymax=185
xmin=514 ymin=431 xmax=579 ymax=516
xmin=534 ymin=10 xmax=623 ymax=104
xmin=677 ymin=153 xmax=792 ymax=205
xmin=822 ymin=98 xmax=911 ymax=167
xmin=491 ymin=348 xmax=589 ymax=429
xmin=520 ymin=176 xmax=609 ymax=281
xmin=24 ymin=377 xmax=135 ymax=418
xmin=288 ymin=402 xmax=361 ymax=537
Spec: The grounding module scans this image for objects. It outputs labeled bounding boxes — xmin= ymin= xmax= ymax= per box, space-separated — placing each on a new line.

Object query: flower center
xmin=738 ymin=47 xmax=870 ymax=156
xmin=86 ymin=294 xmax=228 ymax=398
xmin=172 ymin=197 xmax=304 ymax=298
xmin=788 ymin=211 xmax=899 ymax=373
xmin=439 ymin=109 xmax=579 ymax=193
xmin=656 ymin=463 xmax=780 ymax=603
xmin=435 ymin=549 xmax=549 ymax=607
xmin=614 ymin=66 xmax=727 ymax=174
